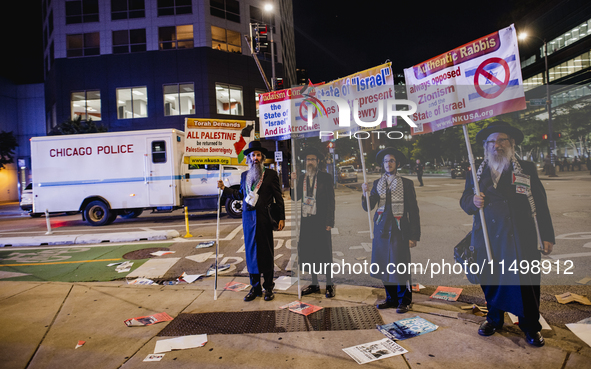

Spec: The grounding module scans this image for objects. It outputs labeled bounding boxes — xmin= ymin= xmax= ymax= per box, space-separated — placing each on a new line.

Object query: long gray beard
xmin=306 ymin=164 xmax=318 ymax=177
xmin=246 ymin=161 xmax=264 ymax=189
xmin=486 ymin=146 xmax=514 ymax=172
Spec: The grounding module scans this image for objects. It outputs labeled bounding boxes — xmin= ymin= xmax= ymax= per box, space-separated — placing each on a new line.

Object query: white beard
xmin=246 ymin=161 xmax=264 ymax=189
xmin=486 ymin=145 xmax=514 ymax=172
xmin=306 ymin=164 xmax=318 ymax=177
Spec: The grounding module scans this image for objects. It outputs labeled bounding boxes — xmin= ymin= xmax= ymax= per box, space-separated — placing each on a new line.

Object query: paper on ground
xmin=144 ymin=354 xmax=165 ymax=362
xmin=507 ymin=312 xmax=551 ymax=330
xmin=127 ymin=258 xmax=181 ymax=278
xmin=566 ymin=324 xmax=591 ymax=347
xmin=127 ymin=278 xmax=155 ymax=285
xmin=154 ymin=334 xmax=207 ymax=353
xmin=274 ymin=276 xmax=297 ymax=290
xmin=555 ymin=292 xmax=591 ymax=305
xmin=150 ymin=251 xmax=176 ymax=256
xmin=342 ymin=338 xmax=407 ymax=365
xmin=179 ymin=272 xmax=203 ymax=283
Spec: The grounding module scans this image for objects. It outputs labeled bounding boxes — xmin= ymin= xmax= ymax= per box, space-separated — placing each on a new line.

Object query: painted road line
xmin=0 ymin=258 xmax=121 ymax=267
xmin=126 ymin=257 xmax=181 ymax=278
xmin=548 ymin=252 xmax=591 ymax=259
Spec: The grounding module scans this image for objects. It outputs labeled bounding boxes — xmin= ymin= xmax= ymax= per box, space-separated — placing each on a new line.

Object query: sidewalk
xmin=0 ymin=277 xmax=589 ymax=369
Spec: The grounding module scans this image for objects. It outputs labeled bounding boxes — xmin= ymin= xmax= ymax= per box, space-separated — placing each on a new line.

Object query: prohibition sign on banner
xmin=474 ymin=57 xmax=510 ymax=99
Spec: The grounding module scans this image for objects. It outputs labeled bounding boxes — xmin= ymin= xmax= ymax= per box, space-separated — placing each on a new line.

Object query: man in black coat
xmin=218 ymin=141 xmax=285 ymax=302
xmin=362 ymin=148 xmax=420 ymax=313
xmin=460 ymin=121 xmax=554 ymax=347
xmin=291 ymin=147 xmax=336 ymax=298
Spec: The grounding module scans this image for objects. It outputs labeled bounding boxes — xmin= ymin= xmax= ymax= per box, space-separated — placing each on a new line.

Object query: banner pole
xmin=291 ymin=138 xmax=302 ymax=300
xmin=214 ymin=164 xmax=224 ymax=300
xmin=357 ymin=137 xmax=374 ymax=239
xmin=462 ymin=125 xmax=492 ymax=261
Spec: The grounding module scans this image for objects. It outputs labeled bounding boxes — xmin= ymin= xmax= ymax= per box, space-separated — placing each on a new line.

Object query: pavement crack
xmin=25 ymin=283 xmax=74 ymax=369
xmin=560 ymin=352 xmax=571 ymax=369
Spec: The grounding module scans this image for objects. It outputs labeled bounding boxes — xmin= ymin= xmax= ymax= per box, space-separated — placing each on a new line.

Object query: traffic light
xmin=556 ymin=132 xmax=562 ymax=138
xmin=542 ymin=134 xmax=548 ymax=140
xmin=276 ymin=78 xmax=283 ymax=89
xmin=252 ymin=25 xmax=268 ymax=54
xmin=327 ymin=142 xmax=335 ymax=149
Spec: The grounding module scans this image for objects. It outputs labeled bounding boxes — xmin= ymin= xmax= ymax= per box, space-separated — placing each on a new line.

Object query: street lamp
xmin=263 ymin=2 xmax=276 ymax=91
xmin=518 ymin=32 xmax=557 ymax=177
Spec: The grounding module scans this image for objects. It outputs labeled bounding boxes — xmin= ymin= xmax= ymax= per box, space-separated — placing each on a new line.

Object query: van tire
xmin=84 ymin=200 xmax=112 ymax=226
xmin=119 ymin=208 xmax=143 ymax=219
xmin=225 ymin=198 xmax=242 ymax=218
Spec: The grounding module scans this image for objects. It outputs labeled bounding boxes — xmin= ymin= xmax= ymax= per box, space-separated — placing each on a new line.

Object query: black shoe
xmin=478 ymin=321 xmax=503 ymax=336
xmin=525 ymin=331 xmax=545 ymax=347
xmin=263 ymin=290 xmax=274 ymax=301
xmin=301 ymin=285 xmax=320 ymax=296
xmin=376 ymin=300 xmax=397 ymax=309
xmin=244 ymin=290 xmax=262 ymax=301
xmin=396 ymin=304 xmax=410 ymax=313
xmin=325 ymin=285 xmax=336 ymax=298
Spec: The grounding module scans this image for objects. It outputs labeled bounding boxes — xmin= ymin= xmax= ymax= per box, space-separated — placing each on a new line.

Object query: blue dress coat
xmin=460 ymin=160 xmax=554 ymax=317
xmin=362 ymin=176 xmax=420 ymax=284
xmin=223 ymin=169 xmax=285 ymax=274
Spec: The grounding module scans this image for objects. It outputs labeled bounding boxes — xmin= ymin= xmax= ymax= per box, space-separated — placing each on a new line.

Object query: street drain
xmin=123 ymin=247 xmax=171 ymax=260
xmin=157 ymin=305 xmax=384 ymax=336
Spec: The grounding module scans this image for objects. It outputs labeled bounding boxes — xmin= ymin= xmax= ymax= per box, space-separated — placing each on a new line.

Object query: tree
xmin=0 ymin=131 xmax=18 ymax=170
xmin=48 ymin=116 xmax=107 ymax=136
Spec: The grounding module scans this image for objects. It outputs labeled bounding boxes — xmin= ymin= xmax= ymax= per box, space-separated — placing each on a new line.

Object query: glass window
xmin=157 ymin=0 xmax=191 ymax=16
xmin=211 ymin=26 xmax=241 ymax=53
xmin=159 ymin=25 xmax=193 ymax=50
xmin=66 ymin=32 xmax=100 ymax=57
xmin=163 ymin=83 xmax=195 ymax=116
xmin=255 ymin=89 xmax=265 ymax=117
xmin=113 ymin=29 xmax=146 ymax=53
xmin=71 ymin=90 xmax=101 ymax=121
xmin=216 ymin=84 xmax=243 ymax=116
xmin=117 ymin=86 xmax=148 ymax=119
xmin=210 ymin=0 xmax=240 ymax=23
xmin=152 ymin=141 xmax=167 ymax=163
xmin=111 ymin=0 xmax=145 ymax=20
xmin=65 ymin=0 xmax=99 ymax=24
xmin=544 ymin=18 xmax=591 ymax=57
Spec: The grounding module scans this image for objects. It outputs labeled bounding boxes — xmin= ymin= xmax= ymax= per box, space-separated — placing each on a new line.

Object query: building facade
xmin=42 ymin=0 xmax=296 ymax=134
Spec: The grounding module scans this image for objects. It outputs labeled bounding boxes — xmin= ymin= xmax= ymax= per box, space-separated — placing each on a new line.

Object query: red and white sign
xmin=404 ymin=24 xmax=526 ymax=135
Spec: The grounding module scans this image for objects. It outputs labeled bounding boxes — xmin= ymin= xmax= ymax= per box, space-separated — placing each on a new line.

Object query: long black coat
xmin=223 ymin=169 xmax=285 ymax=274
xmin=293 ymin=171 xmax=335 ymax=265
xmin=362 ymin=176 xmax=420 ymax=283
xmin=460 ymin=160 xmax=554 ymax=317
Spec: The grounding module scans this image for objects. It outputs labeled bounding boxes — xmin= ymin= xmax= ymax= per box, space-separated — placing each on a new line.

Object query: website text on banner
xmin=184 ymin=118 xmax=255 ymax=165
xmin=404 ymin=24 xmax=526 ymax=135
xmin=260 ymin=63 xmax=399 ymax=141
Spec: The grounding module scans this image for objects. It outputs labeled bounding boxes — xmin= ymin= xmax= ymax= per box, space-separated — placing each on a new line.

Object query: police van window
xmin=152 ymin=141 xmax=166 ymax=163
xmin=188 ymin=164 xmax=205 ymax=170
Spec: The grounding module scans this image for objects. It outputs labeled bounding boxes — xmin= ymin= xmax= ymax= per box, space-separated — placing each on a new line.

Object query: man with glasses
xmin=291 ymin=147 xmax=336 ymax=297
xmin=362 ymin=148 xmax=420 ymax=313
xmin=460 ymin=121 xmax=554 ymax=347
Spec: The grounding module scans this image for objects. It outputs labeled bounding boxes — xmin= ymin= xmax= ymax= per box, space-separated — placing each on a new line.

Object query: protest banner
xmin=404 ymin=24 xmax=525 ymax=135
xmin=184 ymin=118 xmax=255 ymax=165
xmin=183 ymin=117 xmax=254 ymax=300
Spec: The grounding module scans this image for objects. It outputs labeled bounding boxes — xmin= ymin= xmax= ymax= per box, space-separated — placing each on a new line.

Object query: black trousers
xmin=384 ymin=282 xmax=412 ymax=306
xmin=249 ymin=271 xmax=274 ymax=292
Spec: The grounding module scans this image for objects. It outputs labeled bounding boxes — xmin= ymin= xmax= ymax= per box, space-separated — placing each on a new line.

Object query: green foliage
xmin=48 ymin=116 xmax=107 ymax=136
xmin=0 ymin=131 xmax=18 ymax=170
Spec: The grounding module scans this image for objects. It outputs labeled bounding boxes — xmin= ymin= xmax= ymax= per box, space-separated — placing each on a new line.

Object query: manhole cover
xmin=123 ymin=247 xmax=171 ymax=260
xmin=158 ymin=306 xmax=384 ymax=336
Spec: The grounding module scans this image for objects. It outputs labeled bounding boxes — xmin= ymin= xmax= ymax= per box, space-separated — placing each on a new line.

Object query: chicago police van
xmin=30 ymin=129 xmax=245 ymax=225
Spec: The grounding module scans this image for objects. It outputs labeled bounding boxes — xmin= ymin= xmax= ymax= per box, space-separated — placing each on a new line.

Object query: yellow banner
xmin=183 ymin=156 xmax=232 ymax=165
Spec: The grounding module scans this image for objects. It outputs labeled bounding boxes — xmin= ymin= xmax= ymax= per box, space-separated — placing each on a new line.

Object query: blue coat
xmin=460 ymin=160 xmax=554 ymax=316
xmin=362 ymin=176 xmax=420 ymax=283
xmin=223 ymin=169 xmax=285 ymax=274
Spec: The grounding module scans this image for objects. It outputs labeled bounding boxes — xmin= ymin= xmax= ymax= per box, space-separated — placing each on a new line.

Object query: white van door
xmin=146 ymin=137 xmax=175 ymax=206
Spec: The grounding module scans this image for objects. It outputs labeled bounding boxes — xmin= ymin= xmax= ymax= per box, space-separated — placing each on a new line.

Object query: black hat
xmin=475 ymin=120 xmax=524 ymax=145
xmin=375 ymin=147 xmax=406 ymax=167
xmin=300 ymin=146 xmax=325 ymax=161
xmin=243 ymin=141 xmax=269 ymax=156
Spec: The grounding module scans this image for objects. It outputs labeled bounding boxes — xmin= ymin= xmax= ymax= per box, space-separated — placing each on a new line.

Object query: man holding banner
xmin=218 ymin=141 xmax=285 ymax=302
xmin=460 ymin=121 xmax=554 ymax=347
xmin=291 ymin=146 xmax=336 ymax=298
xmin=362 ymin=148 xmax=421 ymax=313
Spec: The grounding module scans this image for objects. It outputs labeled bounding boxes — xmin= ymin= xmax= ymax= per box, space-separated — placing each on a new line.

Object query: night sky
xmin=292 ymin=0 xmax=519 ymax=83
xmin=2 ymin=0 xmax=521 ymax=85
